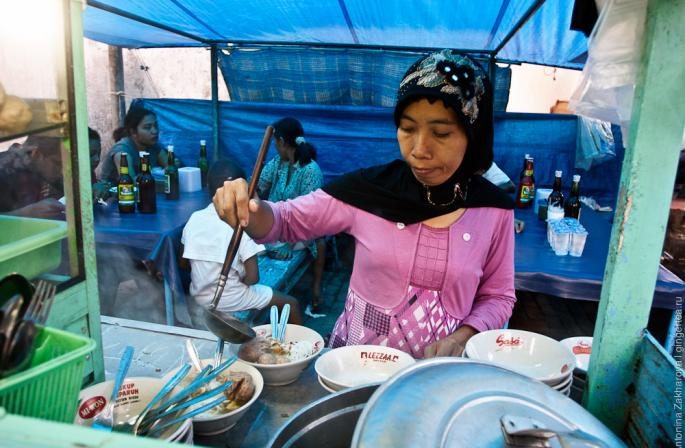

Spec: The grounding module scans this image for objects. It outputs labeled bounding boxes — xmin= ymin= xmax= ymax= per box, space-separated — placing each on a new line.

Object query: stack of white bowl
xmin=560 ymin=336 xmax=593 ymax=402
xmin=75 ymin=377 xmax=193 ymax=443
xmin=464 ymin=329 xmax=576 ymax=396
xmin=315 ymin=345 xmax=415 ymax=392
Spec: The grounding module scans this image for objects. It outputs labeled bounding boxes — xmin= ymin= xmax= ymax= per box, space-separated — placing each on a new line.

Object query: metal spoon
xmin=184 ymin=339 xmax=204 ymax=373
xmin=212 ymin=338 xmax=224 ymax=373
xmin=204 ymin=126 xmax=273 ymax=344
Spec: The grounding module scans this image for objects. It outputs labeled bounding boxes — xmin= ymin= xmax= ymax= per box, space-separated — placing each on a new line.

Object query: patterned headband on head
xmin=396 ymin=50 xmax=487 ymax=124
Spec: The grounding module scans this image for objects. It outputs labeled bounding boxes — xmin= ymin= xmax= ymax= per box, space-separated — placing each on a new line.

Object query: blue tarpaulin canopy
xmin=84 ymin=0 xmax=588 ymax=69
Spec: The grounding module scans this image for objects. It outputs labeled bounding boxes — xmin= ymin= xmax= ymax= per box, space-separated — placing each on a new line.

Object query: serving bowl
xmin=464 ymin=329 xmax=575 ymax=385
xmin=238 ymin=324 xmax=324 ymax=386
xmin=315 ymin=345 xmax=415 ymax=391
xmin=164 ymin=358 xmax=264 ymax=435
xmin=74 ymin=377 xmax=192 ymax=442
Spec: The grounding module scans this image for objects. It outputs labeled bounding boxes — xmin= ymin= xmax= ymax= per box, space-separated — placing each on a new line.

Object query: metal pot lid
xmin=352 ymin=358 xmax=624 ymax=448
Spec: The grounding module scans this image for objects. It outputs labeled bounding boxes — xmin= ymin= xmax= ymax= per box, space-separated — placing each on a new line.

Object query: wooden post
xmin=108 ymin=45 xmax=125 ymax=126
xmin=585 ymin=0 xmax=685 ymax=432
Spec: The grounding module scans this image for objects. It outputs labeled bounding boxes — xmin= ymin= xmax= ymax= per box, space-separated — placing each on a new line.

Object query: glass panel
xmin=0 ymin=0 xmax=82 ymax=283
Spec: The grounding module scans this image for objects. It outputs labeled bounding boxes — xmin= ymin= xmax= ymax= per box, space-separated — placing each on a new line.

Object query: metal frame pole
xmin=210 ymin=45 xmax=220 ymax=162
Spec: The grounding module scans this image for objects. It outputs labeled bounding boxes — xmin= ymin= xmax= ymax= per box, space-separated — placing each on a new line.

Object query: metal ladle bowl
xmin=204 ymin=126 xmax=273 ymax=344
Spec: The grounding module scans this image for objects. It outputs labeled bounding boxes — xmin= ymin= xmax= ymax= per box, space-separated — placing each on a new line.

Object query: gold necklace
xmin=424 ymin=182 xmax=466 ymax=207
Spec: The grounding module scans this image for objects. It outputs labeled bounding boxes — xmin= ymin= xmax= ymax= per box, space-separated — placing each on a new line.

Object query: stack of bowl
xmin=315 ymin=345 xmax=415 ymax=393
xmin=464 ymin=329 xmax=575 ymax=396
xmin=74 ymin=377 xmax=193 ymax=443
xmin=560 ymin=336 xmax=593 ymax=402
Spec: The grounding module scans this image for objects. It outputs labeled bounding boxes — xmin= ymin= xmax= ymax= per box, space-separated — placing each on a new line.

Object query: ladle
xmin=204 ymin=125 xmax=273 ymax=343
xmin=0 ymin=295 xmax=24 ymax=368
xmin=1 ymin=319 xmax=37 ymax=376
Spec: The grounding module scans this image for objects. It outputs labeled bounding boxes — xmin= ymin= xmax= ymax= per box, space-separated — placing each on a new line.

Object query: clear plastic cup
xmin=552 ymin=230 xmax=571 ymax=256
xmin=569 ymin=231 xmax=588 ymax=257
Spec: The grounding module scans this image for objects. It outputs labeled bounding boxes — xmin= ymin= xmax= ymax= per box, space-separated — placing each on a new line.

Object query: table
xmin=514 ymin=204 xmax=685 ymax=310
xmin=94 ymin=191 xmax=210 ymax=326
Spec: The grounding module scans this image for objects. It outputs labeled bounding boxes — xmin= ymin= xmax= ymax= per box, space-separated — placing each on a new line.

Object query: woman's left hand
xmin=423 ymin=325 xmax=478 ymax=358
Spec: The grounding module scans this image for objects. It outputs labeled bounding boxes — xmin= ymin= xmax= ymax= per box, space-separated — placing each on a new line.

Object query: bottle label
xmin=519 ymin=185 xmax=532 ymax=203
xmin=118 ymin=184 xmax=135 ymax=205
xmin=165 ymin=174 xmax=171 ymax=194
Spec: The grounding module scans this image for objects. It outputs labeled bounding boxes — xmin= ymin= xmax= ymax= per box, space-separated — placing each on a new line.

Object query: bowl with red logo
xmin=560 ymin=337 xmax=593 ymax=373
xmin=74 ymin=377 xmax=192 ymax=443
xmin=315 ymin=345 xmax=416 ymax=392
xmin=464 ymin=329 xmax=576 ymax=387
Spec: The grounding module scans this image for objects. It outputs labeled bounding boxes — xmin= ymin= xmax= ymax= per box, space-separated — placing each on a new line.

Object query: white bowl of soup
xmin=238 ymin=324 xmax=324 ymax=386
xmin=164 ymin=358 xmax=263 ymax=436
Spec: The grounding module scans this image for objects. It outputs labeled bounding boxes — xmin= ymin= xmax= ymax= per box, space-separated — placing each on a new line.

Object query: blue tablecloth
xmin=94 ymin=191 xmax=210 ymax=326
xmin=514 ymin=204 xmax=684 ymax=310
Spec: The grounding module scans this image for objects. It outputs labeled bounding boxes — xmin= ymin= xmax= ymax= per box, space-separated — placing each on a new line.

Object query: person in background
xmin=181 ymin=160 xmax=303 ymax=325
xmin=480 ymin=161 xmax=516 ymax=193
xmin=95 ymin=106 xmax=168 ymax=183
xmin=0 ymin=135 xmax=65 ymax=219
xmin=214 ymin=50 xmax=515 ymax=358
xmin=257 ymin=117 xmax=327 ymax=314
xmin=88 ymin=127 xmax=101 ymax=182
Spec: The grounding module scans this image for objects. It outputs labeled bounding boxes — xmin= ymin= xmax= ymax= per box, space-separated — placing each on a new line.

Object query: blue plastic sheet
xmin=83 ymin=0 xmax=588 ymax=69
xmin=218 ymin=48 xmax=511 ymax=110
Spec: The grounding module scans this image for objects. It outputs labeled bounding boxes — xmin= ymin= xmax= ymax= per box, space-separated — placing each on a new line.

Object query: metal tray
xmin=352 ymin=358 xmax=624 ymax=447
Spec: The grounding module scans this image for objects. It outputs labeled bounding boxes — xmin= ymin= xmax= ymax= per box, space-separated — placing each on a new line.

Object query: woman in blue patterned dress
xmin=258 ymin=117 xmax=326 ymax=313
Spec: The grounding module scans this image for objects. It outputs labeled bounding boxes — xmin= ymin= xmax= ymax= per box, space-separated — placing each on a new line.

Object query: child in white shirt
xmin=181 ymin=161 xmax=302 ymax=323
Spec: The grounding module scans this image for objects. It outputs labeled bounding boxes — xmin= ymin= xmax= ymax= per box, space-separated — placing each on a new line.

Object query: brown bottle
xmin=137 ymin=154 xmax=157 ymax=214
xmin=117 ymin=153 xmax=135 ymax=213
xmin=565 ymin=174 xmax=582 ymax=220
xmin=516 ymin=158 xmax=535 ymax=208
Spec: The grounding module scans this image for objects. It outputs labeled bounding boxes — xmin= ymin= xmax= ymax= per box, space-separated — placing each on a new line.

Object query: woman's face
xmin=397 ymin=99 xmax=468 ymax=186
xmin=131 ymin=114 xmax=159 ymax=148
xmin=274 ymin=135 xmax=292 ymax=161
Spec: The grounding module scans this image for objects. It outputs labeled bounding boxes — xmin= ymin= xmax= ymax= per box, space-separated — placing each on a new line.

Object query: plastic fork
xmin=92 ymin=346 xmax=134 ymax=431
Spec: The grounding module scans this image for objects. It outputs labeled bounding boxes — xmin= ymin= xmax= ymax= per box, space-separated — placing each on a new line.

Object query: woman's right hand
xmin=213 ymin=178 xmax=262 ymax=228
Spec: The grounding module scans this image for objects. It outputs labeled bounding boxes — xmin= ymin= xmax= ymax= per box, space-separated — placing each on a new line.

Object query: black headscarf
xmin=323 ymin=50 xmax=513 ymax=224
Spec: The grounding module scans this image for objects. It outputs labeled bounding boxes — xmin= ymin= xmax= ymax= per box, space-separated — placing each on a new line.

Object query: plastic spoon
xmin=277 ymin=304 xmax=290 ymax=342
xmin=92 ymin=346 xmax=134 ymax=431
xmin=213 ymin=338 xmax=224 ymax=373
xmin=145 ymin=395 xmax=226 ymax=438
xmin=270 ymin=305 xmax=278 ymax=339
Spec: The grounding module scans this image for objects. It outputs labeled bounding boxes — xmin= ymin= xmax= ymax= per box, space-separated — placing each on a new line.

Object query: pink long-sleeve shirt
xmin=258 ymin=189 xmax=516 ymax=331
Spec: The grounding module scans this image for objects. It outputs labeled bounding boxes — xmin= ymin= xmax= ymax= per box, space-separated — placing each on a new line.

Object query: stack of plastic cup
xmin=547 ymin=218 xmax=588 ymax=257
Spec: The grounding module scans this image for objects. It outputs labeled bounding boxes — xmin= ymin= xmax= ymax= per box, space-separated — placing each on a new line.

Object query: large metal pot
xmin=269 ymin=383 xmax=379 ymax=448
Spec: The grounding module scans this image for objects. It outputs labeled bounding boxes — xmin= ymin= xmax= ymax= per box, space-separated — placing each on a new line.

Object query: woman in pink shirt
xmin=214 ymin=50 xmax=516 ymax=358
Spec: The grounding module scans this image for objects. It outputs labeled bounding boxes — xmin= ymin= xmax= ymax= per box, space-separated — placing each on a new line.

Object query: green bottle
xmin=197 ymin=139 xmax=209 ymax=189
xmin=165 ymin=145 xmax=179 ymax=200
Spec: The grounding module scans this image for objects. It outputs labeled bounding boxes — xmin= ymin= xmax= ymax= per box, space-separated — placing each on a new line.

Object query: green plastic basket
xmin=0 ymin=326 xmax=95 ymax=423
xmin=0 ymin=215 xmax=67 ymax=280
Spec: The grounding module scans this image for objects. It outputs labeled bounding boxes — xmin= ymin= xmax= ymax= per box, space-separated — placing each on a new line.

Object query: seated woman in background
xmin=95 ymin=106 xmax=168 ymax=183
xmin=181 ymin=160 xmax=303 ymax=326
xmin=257 ymin=117 xmax=327 ymax=314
